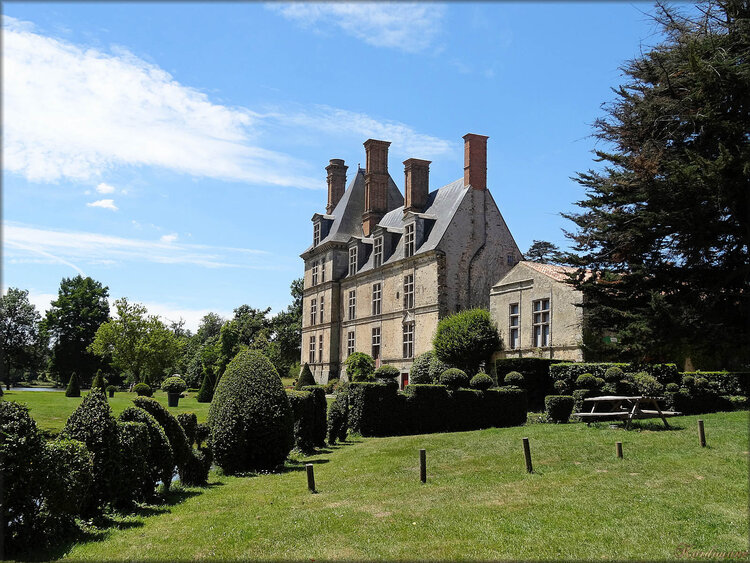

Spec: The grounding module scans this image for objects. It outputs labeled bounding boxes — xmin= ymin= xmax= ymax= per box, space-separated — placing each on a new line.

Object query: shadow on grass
xmin=628 ymin=420 xmax=685 ymax=432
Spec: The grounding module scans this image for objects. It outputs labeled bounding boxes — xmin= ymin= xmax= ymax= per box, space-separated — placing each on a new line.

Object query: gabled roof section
xmin=522 ymin=261 xmax=578 ymax=282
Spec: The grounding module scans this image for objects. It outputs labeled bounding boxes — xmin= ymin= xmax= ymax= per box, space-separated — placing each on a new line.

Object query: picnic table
xmin=574 ymin=395 xmax=681 ymax=429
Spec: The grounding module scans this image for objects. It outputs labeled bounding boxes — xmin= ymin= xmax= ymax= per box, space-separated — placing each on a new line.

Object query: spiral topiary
xmin=208 ymin=349 xmax=294 ymax=474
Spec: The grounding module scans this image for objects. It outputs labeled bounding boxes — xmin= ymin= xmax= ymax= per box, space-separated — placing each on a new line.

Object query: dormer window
xmin=404 ymin=223 xmax=415 ymax=258
xmin=373 ymin=236 xmax=383 ymax=268
xmin=348 ymin=247 xmax=358 ymax=276
xmin=313 ymin=222 xmax=321 ymax=246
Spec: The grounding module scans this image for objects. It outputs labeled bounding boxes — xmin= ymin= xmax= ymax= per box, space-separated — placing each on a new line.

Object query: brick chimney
xmin=403 ymin=158 xmax=431 ymax=214
xmin=326 ymin=159 xmax=348 ymax=214
xmin=362 ymin=139 xmax=391 ymax=236
xmin=463 ymin=133 xmax=489 ymax=191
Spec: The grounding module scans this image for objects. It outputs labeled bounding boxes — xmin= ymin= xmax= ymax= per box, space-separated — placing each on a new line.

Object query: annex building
xmin=300 ymin=133 xmax=522 ymax=385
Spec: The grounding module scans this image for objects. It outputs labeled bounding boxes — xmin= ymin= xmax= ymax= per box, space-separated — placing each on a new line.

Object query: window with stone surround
xmin=313 ymin=222 xmax=320 ymax=247
xmin=310 ymin=298 xmax=317 ymax=325
xmin=372 ymin=327 xmax=381 ymax=363
xmin=507 ymin=254 xmax=515 ymax=266
xmin=347 ymin=330 xmax=355 ymax=357
xmin=403 ymin=274 xmax=414 ymax=309
xmin=372 ymin=283 xmax=382 ymax=315
xmin=348 ymin=289 xmax=356 ymax=320
xmin=318 ymin=334 xmax=324 ymax=363
xmin=404 ymin=223 xmax=415 ymax=258
xmin=403 ymin=322 xmax=414 ymax=358
xmin=532 ymin=298 xmax=551 ymax=347
xmin=319 ymin=295 xmax=325 ymax=323
xmin=348 ymin=247 xmax=357 ymax=276
xmin=509 ymin=303 xmax=520 ymax=349
xmin=311 ymin=261 xmax=319 ymax=285
xmin=373 ymin=236 xmax=383 ymax=268
xmin=321 ymin=260 xmax=326 ymax=283
xmin=309 ymin=335 xmax=316 ymax=363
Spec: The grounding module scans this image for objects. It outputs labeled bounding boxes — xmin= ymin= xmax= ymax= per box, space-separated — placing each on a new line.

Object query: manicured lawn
xmin=4 ymin=389 xmax=211 ymax=433
xmin=36 ymin=410 xmax=749 ymax=560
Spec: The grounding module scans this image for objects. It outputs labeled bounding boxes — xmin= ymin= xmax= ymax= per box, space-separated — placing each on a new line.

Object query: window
xmin=372 ymin=327 xmax=381 ymax=362
xmin=507 ymin=254 xmax=515 ymax=266
xmin=403 ymin=322 xmax=414 ymax=358
xmin=318 ymin=334 xmax=324 ymax=362
xmin=313 ymin=222 xmax=320 ymax=246
xmin=373 ymin=236 xmax=383 ymax=268
xmin=532 ymin=298 xmax=551 ymax=347
xmin=509 ymin=303 xmax=520 ymax=350
xmin=309 ymin=335 xmax=316 ymax=363
xmin=319 ymin=295 xmax=325 ymax=323
xmin=372 ymin=283 xmax=382 ymax=315
xmin=403 ymin=274 xmax=414 ymax=309
xmin=348 ymin=290 xmax=356 ymax=320
xmin=404 ymin=223 xmax=415 ymax=257
xmin=310 ymin=298 xmax=317 ymax=325
xmin=311 ymin=261 xmax=319 ymax=286
xmin=348 ymin=246 xmax=358 ymax=276
xmin=321 ymin=260 xmax=326 ymax=283
xmin=347 ymin=330 xmax=355 ymax=357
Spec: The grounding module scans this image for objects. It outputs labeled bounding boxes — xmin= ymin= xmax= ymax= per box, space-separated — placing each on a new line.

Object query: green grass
xmin=4 ymin=389 xmax=211 ymax=433
xmin=29 ymin=410 xmax=747 ymax=560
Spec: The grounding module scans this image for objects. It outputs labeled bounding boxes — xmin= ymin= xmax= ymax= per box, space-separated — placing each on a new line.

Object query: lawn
xmin=4 ymin=389 xmax=211 ymax=433
xmin=16 ymin=406 xmax=744 ymax=561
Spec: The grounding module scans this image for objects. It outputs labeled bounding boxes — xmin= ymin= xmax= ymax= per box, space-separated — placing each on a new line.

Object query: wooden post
xmin=616 ymin=441 xmax=623 ymax=459
xmin=698 ymin=419 xmax=706 ymax=447
xmin=306 ymin=463 xmax=316 ymax=493
xmin=419 ymin=449 xmax=427 ymax=483
xmin=522 ymin=437 xmax=533 ymax=473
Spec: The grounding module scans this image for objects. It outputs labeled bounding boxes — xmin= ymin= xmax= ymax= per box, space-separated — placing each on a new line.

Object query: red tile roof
xmin=522 ymin=261 xmax=579 ymax=282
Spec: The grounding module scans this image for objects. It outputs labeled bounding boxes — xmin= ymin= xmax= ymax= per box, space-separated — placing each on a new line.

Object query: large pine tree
xmin=564 ymin=1 xmax=749 ymax=368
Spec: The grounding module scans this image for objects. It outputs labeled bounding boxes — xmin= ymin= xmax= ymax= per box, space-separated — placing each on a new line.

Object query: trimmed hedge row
xmin=681 ymin=371 xmax=750 ymax=396
xmin=302 ymin=385 xmax=328 ymax=447
xmin=286 ymin=390 xmax=316 ymax=453
xmin=550 ymin=362 xmax=681 ymax=391
xmin=495 ymin=358 xmax=556 ymax=411
xmin=346 ymin=382 xmax=527 ymax=437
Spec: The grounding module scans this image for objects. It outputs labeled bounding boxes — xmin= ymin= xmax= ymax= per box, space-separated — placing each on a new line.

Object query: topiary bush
xmin=495 ymin=358 xmax=556 ymax=411
xmin=133 ymin=396 xmax=208 ymax=486
xmin=119 ymin=406 xmax=174 ymax=494
xmin=286 ymin=389 xmax=316 ymax=453
xmin=504 ymin=371 xmax=525 ymax=387
xmin=545 ymin=395 xmax=575 ymax=423
xmin=133 ymin=382 xmax=153 ymax=397
xmin=433 ymin=308 xmax=500 ymax=376
xmin=43 ymin=437 xmax=94 ymax=523
xmin=604 ymin=366 xmax=624 ymax=382
xmin=114 ymin=421 xmax=151 ymax=508
xmin=161 ymin=375 xmax=187 ymax=395
xmin=91 ymin=369 xmax=107 ymax=392
xmin=439 ymin=368 xmax=470 ymax=390
xmin=327 ymin=392 xmax=349 ymax=444
xmin=106 ymin=384 xmax=117 ymax=397
xmin=295 ymin=363 xmax=316 ymax=389
xmin=195 ymin=422 xmax=210 ymax=447
xmin=177 ymin=412 xmax=198 ymax=446
xmin=345 ymin=352 xmax=375 ymax=382
xmin=65 ymin=372 xmax=81 ymax=397
xmin=572 ymin=389 xmax=592 ymax=413
xmin=553 ymin=379 xmax=569 ymax=394
xmin=665 ymin=382 xmax=680 ymax=393
xmin=208 ymin=349 xmax=294 ymax=474
xmin=62 ymin=389 xmax=120 ymax=512
xmin=196 ymin=369 xmax=215 ymax=403
xmin=470 ymin=372 xmax=494 ymax=391
xmin=428 ymin=355 xmax=451 ymax=383
xmin=633 ymin=372 xmax=664 ymax=397
xmin=347 ymin=382 xmax=403 ymax=437
xmin=575 ymin=373 xmax=598 ymax=390
xmin=375 ymin=364 xmax=400 ymax=381
xmin=302 ymin=385 xmax=328 ymax=447
xmin=410 ymin=351 xmax=435 ymax=384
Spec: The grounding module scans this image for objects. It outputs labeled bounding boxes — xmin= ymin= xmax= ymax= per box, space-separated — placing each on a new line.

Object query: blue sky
xmin=3 ymin=2 xmax=667 ymax=330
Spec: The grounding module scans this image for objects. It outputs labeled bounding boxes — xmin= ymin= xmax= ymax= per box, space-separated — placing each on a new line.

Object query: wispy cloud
xmin=268 ymin=2 xmax=446 ymax=53
xmin=160 ymin=233 xmax=178 ymax=244
xmin=4 ymin=222 xmax=279 ymax=271
xmin=96 ymin=182 xmax=116 ymax=194
xmin=86 ymin=198 xmax=118 ymax=211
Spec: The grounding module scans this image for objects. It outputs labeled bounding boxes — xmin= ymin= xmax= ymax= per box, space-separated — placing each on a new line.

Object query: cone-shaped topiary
xmin=209 ymin=349 xmax=294 ymax=474
xmin=91 ymin=369 xmax=107 ymax=392
xmin=65 ymin=372 xmax=81 ymax=397
xmin=196 ymin=369 xmax=215 ymax=403
xmin=119 ymin=406 xmax=175 ymax=494
xmin=295 ymin=363 xmax=316 ymax=389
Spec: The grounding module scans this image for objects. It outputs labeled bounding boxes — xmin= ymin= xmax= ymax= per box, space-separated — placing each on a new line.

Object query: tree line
xmin=0 ymin=276 xmax=302 ymax=390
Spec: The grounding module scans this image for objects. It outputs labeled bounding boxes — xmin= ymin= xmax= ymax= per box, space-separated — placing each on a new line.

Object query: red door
xmin=401 ymin=372 xmax=409 ymax=389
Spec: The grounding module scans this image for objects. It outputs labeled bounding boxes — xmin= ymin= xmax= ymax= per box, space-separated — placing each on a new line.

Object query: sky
xmin=2 ymin=2 xmax=669 ymax=331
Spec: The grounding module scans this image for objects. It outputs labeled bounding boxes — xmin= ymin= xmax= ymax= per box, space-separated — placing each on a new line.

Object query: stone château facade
xmin=300 ymin=134 xmax=522 ymax=386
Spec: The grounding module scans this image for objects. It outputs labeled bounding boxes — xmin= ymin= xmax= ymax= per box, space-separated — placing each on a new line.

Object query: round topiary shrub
xmin=374 ymin=365 xmax=400 ymax=381
xmin=594 ymin=377 xmax=605 ymax=389
xmin=616 ymin=378 xmax=639 ymax=396
xmin=161 ymin=376 xmax=187 ymax=395
xmin=604 ymin=366 xmax=624 ymax=382
xmin=633 ymin=372 xmax=664 ymax=397
xmin=665 ymin=382 xmax=680 ymax=393
xmin=345 ymin=352 xmax=375 ymax=382
xmin=433 ymin=308 xmax=500 ymax=375
xmin=695 ymin=377 xmax=709 ymax=390
xmin=682 ymin=374 xmax=696 ymax=387
xmin=575 ymin=373 xmax=598 ymax=390
xmin=119 ymin=406 xmax=174 ymax=494
xmin=295 ymin=363 xmax=317 ymax=389
xmin=65 ymin=372 xmax=81 ymax=397
xmin=208 ymin=349 xmax=294 ymax=474
xmin=545 ymin=395 xmax=575 ymax=423
xmin=553 ymin=379 xmax=569 ymax=394
xmin=440 ymin=368 xmax=470 ymax=390
xmin=504 ymin=371 xmax=525 ymax=387
xmin=470 ymin=372 xmax=494 ymax=390
xmin=133 ymin=382 xmax=152 ymax=397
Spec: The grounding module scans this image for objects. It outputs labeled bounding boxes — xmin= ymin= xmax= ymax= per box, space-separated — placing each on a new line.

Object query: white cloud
xmin=4 ymin=221 xmax=278 ymax=271
xmin=96 ymin=182 xmax=116 ymax=194
xmin=160 ymin=233 xmax=178 ymax=244
xmin=86 ymin=198 xmax=118 ymax=211
xmin=268 ymin=2 xmax=446 ymax=53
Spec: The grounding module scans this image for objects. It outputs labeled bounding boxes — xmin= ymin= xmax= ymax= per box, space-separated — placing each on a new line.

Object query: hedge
xmin=119 ymin=406 xmax=174 ymax=493
xmin=545 ymin=395 xmax=575 ymax=423
xmin=115 ymin=421 xmax=152 ymax=508
xmin=327 ymin=392 xmax=349 ymax=444
xmin=680 ymin=371 xmax=750 ymax=396
xmin=302 ymin=385 xmax=328 ymax=447
xmin=286 ymin=389 xmax=316 ymax=453
xmin=177 ymin=412 xmax=198 ymax=446
xmin=495 ymin=358 xmax=556 ymax=411
xmin=348 ymin=382 xmax=403 ymax=437
xmin=550 ymin=362 xmax=681 ymax=391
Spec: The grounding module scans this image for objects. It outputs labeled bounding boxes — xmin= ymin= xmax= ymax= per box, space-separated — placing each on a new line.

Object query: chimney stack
xmin=403 ymin=158 xmax=431 ymax=214
xmin=463 ymin=133 xmax=489 ymax=191
xmin=362 ymin=139 xmax=391 ymax=236
xmin=326 ymin=159 xmax=348 ymax=214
